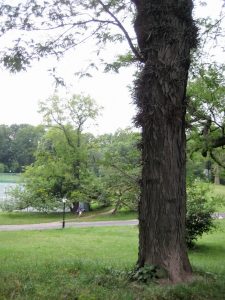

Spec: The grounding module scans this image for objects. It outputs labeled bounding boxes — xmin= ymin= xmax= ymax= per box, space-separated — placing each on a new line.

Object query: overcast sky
xmin=0 ymin=0 xmax=224 ymax=135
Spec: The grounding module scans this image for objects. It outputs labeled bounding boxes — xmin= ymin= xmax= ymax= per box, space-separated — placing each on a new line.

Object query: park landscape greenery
xmin=0 ymin=221 xmax=225 ymax=299
xmin=0 ymin=0 xmax=225 ymax=296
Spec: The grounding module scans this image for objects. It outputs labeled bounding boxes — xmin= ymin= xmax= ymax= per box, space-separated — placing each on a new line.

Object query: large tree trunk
xmin=132 ymin=0 xmax=197 ymax=282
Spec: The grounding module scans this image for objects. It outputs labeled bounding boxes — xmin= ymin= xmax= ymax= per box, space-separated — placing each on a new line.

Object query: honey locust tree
xmin=0 ymin=0 xmax=198 ymax=282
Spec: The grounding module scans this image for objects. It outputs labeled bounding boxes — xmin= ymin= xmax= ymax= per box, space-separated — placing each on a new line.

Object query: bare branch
xmin=30 ymin=19 xmax=118 ymax=31
xmin=200 ymin=14 xmax=225 ymax=37
xmin=110 ymin=163 xmax=138 ymax=184
xmin=97 ymin=0 xmax=144 ymax=62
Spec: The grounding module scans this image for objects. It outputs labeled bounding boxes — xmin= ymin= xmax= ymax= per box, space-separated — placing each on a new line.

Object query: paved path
xmin=0 ymin=219 xmax=139 ymax=231
xmin=0 ymin=213 xmax=224 ymax=232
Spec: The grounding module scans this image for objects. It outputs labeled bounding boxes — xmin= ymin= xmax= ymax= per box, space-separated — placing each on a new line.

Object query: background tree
xmin=0 ymin=125 xmax=12 ymax=172
xmin=10 ymin=124 xmax=45 ymax=172
xmin=39 ymin=93 xmax=101 ymax=211
xmin=8 ymin=126 xmax=100 ymax=211
xmin=96 ymin=129 xmax=140 ymax=213
xmin=187 ymin=64 xmax=225 ymax=182
xmin=0 ymin=124 xmax=44 ymax=172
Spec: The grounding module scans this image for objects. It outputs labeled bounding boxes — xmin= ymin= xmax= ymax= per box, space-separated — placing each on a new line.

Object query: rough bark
xmin=132 ymin=0 xmax=198 ymax=282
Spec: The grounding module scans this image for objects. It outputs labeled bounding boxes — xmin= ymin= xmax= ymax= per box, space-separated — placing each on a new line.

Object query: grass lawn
xmin=0 ymin=211 xmax=67 ymax=225
xmin=0 ymin=220 xmax=224 ymax=300
xmin=0 ymin=209 xmax=137 ymax=225
xmin=211 ymin=184 xmax=225 ymax=212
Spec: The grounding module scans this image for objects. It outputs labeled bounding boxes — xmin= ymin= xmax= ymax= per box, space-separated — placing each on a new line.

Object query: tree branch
xmin=97 ymin=0 xmax=144 ymax=62
xmin=210 ymin=136 xmax=225 ymax=149
xmin=30 ymin=19 xmax=118 ymax=31
xmin=200 ymin=14 xmax=225 ymax=37
xmin=110 ymin=163 xmax=138 ymax=184
xmin=210 ymin=150 xmax=225 ymax=169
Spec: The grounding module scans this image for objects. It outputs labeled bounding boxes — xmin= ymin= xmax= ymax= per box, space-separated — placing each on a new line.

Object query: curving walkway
xmin=0 ymin=219 xmax=138 ymax=231
xmin=0 ymin=213 xmax=224 ymax=232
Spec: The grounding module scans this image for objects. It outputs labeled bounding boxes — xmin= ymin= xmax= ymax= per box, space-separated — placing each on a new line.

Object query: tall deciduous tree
xmin=14 ymin=127 xmax=97 ymax=211
xmin=132 ymin=0 xmax=198 ymax=282
xmin=0 ymin=0 xmax=202 ymax=282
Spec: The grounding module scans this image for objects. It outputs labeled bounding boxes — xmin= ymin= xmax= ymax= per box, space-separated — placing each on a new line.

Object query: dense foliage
xmin=187 ymin=64 xmax=225 ymax=165
xmin=95 ymin=129 xmax=140 ymax=212
xmin=3 ymin=127 xmax=140 ymax=212
xmin=0 ymin=124 xmax=44 ymax=172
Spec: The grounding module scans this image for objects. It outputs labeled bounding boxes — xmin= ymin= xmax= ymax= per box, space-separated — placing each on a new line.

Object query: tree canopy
xmin=0 ymin=124 xmax=44 ymax=172
xmin=187 ymin=64 xmax=225 ymax=162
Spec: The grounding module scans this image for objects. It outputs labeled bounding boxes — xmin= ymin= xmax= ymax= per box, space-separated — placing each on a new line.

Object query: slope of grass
xmin=210 ymin=184 xmax=225 ymax=212
xmin=0 ymin=209 xmax=137 ymax=225
xmin=0 ymin=221 xmax=224 ymax=300
xmin=0 ymin=211 xmax=66 ymax=225
xmin=213 ymin=184 xmax=225 ymax=195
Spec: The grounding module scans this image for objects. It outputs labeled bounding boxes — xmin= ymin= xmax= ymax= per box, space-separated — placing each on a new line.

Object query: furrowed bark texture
xmin=133 ymin=0 xmax=197 ymax=282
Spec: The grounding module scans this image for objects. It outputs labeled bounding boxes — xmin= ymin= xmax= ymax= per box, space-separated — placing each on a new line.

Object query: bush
xmin=186 ymin=181 xmax=216 ymax=248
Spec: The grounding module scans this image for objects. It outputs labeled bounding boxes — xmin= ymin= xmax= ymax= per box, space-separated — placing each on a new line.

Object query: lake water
xmin=0 ymin=182 xmax=18 ymax=202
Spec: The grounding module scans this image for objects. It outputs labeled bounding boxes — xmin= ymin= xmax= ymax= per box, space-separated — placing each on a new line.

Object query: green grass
xmin=78 ymin=210 xmax=137 ymax=222
xmin=189 ymin=221 xmax=225 ymax=275
xmin=0 ymin=211 xmax=67 ymax=225
xmin=210 ymin=184 xmax=225 ymax=212
xmin=0 ymin=221 xmax=224 ymax=300
xmin=0 ymin=209 xmax=137 ymax=225
xmin=0 ymin=173 xmax=21 ymax=183
xmin=212 ymin=184 xmax=225 ymax=195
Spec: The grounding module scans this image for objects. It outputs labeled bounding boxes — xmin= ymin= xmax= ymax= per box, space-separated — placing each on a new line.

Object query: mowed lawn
xmin=0 ymin=210 xmax=137 ymax=225
xmin=0 ymin=221 xmax=225 ymax=300
xmin=211 ymin=184 xmax=225 ymax=212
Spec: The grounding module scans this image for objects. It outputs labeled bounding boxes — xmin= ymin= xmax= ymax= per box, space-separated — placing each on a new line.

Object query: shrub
xmin=186 ymin=181 xmax=216 ymax=248
xmin=128 ymin=265 xmax=168 ymax=283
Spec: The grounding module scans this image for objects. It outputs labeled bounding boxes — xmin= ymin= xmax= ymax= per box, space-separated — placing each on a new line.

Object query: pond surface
xmin=0 ymin=182 xmax=18 ymax=202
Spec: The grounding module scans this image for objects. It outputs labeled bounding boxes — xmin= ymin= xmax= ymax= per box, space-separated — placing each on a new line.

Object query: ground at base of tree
xmin=0 ymin=220 xmax=224 ymax=300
